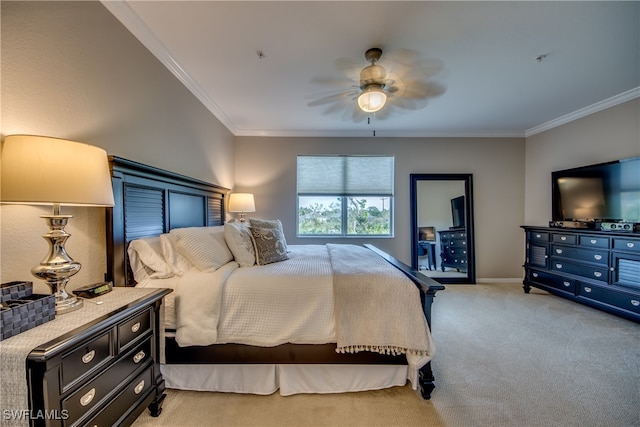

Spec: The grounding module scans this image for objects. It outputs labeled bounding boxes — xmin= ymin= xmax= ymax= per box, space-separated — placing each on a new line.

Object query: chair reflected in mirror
xmin=417 ymin=226 xmax=437 ymax=271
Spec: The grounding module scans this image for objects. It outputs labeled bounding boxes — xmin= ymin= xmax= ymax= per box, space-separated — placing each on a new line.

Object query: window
xmin=297 ymin=155 xmax=394 ymax=237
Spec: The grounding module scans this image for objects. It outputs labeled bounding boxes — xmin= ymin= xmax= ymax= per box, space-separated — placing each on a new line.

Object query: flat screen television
xmin=551 ymin=156 xmax=640 ymax=223
xmin=451 ymin=195 xmax=465 ymax=229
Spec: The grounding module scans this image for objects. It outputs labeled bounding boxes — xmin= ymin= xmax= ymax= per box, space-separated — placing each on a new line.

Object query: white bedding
xmin=135 ymin=244 xmax=434 ymax=395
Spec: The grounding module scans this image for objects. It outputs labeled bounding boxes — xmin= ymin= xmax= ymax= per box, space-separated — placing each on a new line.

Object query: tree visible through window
xmin=297 ymin=156 xmax=394 ymax=237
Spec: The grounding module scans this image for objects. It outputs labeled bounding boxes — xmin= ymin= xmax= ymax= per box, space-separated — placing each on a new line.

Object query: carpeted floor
xmin=132 ymin=283 xmax=640 ymax=427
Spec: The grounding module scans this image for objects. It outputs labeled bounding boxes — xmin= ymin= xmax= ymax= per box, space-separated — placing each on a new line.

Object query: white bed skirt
xmin=161 ymin=364 xmax=413 ymax=396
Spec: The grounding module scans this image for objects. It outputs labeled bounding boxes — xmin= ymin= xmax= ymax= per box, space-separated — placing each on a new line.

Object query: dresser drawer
xmin=61 ymin=331 xmax=112 ymax=391
xmin=552 ymin=234 xmax=577 ymax=245
xmin=551 ymin=260 xmax=608 ymax=284
xmin=551 ymin=245 xmax=609 ymax=266
xmin=82 ymin=366 xmax=153 ymax=427
xmin=578 ymin=284 xmax=640 ymax=315
xmin=529 ymin=231 xmax=549 ymax=242
xmin=529 ymin=270 xmax=575 ymax=295
xmin=63 ymin=338 xmax=151 ymax=425
xmin=613 ymin=238 xmax=640 ymax=253
xmin=119 ymin=308 xmax=151 ymax=350
xmin=579 ymin=235 xmax=610 ymax=249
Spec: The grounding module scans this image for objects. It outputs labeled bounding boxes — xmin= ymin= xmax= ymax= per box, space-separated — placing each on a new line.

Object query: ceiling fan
xmin=307 ymin=47 xmax=446 ymax=121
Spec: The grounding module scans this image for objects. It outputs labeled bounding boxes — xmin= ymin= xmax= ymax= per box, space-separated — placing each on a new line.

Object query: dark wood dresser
xmin=25 ymin=287 xmax=171 ymax=426
xmin=522 ymin=226 xmax=640 ymax=322
xmin=438 ymin=229 xmax=468 ymax=272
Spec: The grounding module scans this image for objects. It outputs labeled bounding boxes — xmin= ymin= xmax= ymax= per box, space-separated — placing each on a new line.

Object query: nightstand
xmin=15 ymin=287 xmax=171 ymax=427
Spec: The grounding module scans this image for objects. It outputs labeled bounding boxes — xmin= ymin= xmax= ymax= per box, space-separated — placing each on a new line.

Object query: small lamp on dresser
xmin=228 ymin=193 xmax=256 ymax=223
xmin=1 ymin=135 xmax=115 ymax=314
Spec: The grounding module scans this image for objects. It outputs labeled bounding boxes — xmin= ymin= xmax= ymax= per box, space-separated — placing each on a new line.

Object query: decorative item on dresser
xmin=522 ymin=226 xmax=640 ymax=322
xmin=438 ymin=229 xmax=468 ymax=272
xmin=105 ymin=156 xmax=445 ymax=400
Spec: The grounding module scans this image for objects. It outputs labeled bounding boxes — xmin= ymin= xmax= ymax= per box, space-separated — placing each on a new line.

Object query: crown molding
xmin=101 ymin=0 xmax=238 ymax=135
xmin=525 ymin=87 xmax=640 ymax=137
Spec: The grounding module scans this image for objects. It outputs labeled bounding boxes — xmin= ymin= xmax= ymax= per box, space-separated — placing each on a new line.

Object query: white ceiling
xmin=104 ymin=1 xmax=639 ymax=138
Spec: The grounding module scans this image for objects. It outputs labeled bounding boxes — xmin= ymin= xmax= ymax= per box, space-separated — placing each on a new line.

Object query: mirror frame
xmin=410 ymin=173 xmax=476 ymax=284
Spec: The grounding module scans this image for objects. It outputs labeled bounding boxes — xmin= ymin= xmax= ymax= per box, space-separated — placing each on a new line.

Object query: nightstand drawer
xmin=119 ymin=308 xmax=151 ymax=350
xmin=61 ymin=331 xmax=112 ymax=391
xmin=83 ymin=366 xmax=153 ymax=427
xmin=63 ymin=338 xmax=151 ymax=425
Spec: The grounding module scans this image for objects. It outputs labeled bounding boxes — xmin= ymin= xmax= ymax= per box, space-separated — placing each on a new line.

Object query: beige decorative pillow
xmin=169 ymin=226 xmax=233 ymax=272
xmin=248 ymin=218 xmax=288 ymax=251
xmin=249 ymin=226 xmax=289 ymax=265
xmin=224 ymin=222 xmax=255 ymax=267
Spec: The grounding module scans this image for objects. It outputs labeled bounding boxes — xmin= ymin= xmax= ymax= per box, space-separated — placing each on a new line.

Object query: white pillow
xmin=160 ymin=233 xmax=193 ymax=275
xmin=248 ymin=218 xmax=288 ymax=251
xmin=169 ymin=226 xmax=233 ymax=272
xmin=224 ymin=222 xmax=255 ymax=267
xmin=127 ymin=237 xmax=174 ymax=282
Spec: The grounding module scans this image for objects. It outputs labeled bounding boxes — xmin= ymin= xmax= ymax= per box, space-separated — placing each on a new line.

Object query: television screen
xmin=552 ymin=157 xmax=640 ymax=222
xmin=451 ymin=195 xmax=465 ymax=229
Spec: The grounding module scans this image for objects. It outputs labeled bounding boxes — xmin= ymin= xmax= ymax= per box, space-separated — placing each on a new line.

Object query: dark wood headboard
xmin=106 ymin=156 xmax=229 ymax=287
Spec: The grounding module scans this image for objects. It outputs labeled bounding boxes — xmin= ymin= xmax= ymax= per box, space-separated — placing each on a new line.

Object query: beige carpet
xmin=132 ymin=283 xmax=640 ymax=427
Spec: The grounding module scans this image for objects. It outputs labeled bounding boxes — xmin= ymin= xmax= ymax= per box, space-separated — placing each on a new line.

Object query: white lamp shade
xmin=357 ymin=87 xmax=387 ymax=113
xmin=1 ymin=135 xmax=115 ymax=206
xmin=228 ymin=193 xmax=255 ymax=213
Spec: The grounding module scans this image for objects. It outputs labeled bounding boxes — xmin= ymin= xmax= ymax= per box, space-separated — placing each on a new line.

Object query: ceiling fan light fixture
xmin=358 ymin=85 xmax=387 ymax=113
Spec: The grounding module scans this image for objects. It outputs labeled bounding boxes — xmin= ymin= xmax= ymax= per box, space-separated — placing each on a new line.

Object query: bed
xmin=105 ymin=156 xmax=444 ymax=406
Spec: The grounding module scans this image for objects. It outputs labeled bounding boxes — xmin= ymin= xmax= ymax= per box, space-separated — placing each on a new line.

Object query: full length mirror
xmin=410 ymin=174 xmax=475 ymax=284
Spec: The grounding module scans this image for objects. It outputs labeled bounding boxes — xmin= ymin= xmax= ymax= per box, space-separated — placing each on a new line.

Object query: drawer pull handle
xmin=631 ymin=300 xmax=639 ymax=307
xmin=536 ymin=234 xmax=542 ymax=238
xmin=532 ymin=273 xmax=539 ymax=278
xmin=560 ymin=236 xmax=567 ymax=241
xmin=584 ymin=287 xmax=592 ymax=293
xmin=555 ymin=263 xmax=563 ymax=269
xmin=80 ymin=388 xmax=96 ymax=406
xmin=134 ymin=379 xmax=145 ymax=395
xmin=82 ymin=350 xmax=95 ymax=364
xmin=133 ymin=350 xmax=146 ymax=364
xmin=556 ymin=249 xmax=563 ymax=254
xmin=131 ymin=322 xmax=141 ymax=333
xmin=593 ymin=272 xmax=602 ymax=278
xmin=594 ymin=255 xmax=602 ymax=260
xmin=590 ymin=239 xmax=597 ymax=244
xmin=627 ymin=242 xmax=635 ymax=248
xmin=563 ymin=281 xmax=570 ymax=287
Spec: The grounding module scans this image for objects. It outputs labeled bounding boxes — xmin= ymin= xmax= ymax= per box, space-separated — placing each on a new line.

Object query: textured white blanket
xmin=327 ymin=244 xmax=434 ymax=369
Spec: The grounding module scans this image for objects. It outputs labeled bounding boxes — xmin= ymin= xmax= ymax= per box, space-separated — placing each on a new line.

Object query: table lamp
xmin=228 ymin=193 xmax=255 ymax=223
xmin=1 ymin=135 xmax=115 ymax=314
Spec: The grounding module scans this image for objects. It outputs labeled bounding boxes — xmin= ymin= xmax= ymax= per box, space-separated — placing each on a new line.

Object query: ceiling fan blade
xmin=306 ymin=90 xmax=356 ymax=107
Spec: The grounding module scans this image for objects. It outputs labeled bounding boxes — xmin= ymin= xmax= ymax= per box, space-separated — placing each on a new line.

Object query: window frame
xmin=296 ymin=155 xmax=394 ymax=238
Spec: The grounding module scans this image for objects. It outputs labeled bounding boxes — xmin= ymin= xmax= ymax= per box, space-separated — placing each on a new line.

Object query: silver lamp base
xmin=31 ymin=212 xmax=83 ymax=314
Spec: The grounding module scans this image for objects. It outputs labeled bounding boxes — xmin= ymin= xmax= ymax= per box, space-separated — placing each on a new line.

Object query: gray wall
xmin=1 ymin=2 xmax=234 ymax=292
xmin=525 ymin=99 xmax=640 ymax=226
xmin=234 ymin=136 xmax=526 ymax=279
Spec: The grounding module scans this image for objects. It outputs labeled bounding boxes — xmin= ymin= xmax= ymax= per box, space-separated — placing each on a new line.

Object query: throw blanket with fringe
xmin=327 ymin=244 xmax=434 ymax=369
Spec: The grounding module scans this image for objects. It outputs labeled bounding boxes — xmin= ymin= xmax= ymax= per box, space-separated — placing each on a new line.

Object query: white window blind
xmin=297 ymin=155 xmax=394 ymax=196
